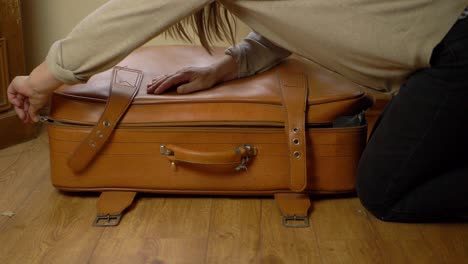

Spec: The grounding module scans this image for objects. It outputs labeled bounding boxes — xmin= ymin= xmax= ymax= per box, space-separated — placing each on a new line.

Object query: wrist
xmin=28 ymin=62 xmax=63 ymax=95
xmin=212 ymin=54 xmax=238 ymax=83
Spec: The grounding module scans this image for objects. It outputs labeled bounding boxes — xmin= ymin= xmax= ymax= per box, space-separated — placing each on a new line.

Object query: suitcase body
xmin=46 ymin=46 xmax=373 ymax=226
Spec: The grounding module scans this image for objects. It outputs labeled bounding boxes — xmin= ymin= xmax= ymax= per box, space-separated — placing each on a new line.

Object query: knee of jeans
xmin=359 ymin=201 xmax=396 ymax=222
xmin=356 ymin=160 xmax=389 ymax=211
xmin=356 ymin=167 xmax=398 ymax=221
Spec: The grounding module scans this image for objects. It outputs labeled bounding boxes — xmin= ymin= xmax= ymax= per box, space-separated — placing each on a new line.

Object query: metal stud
xmin=293 ymin=128 xmax=300 ymax=133
xmin=89 ymin=140 xmax=97 ymax=148
xmin=97 ymin=130 xmax=104 ymax=138
xmin=103 ymin=120 xmax=111 ymax=127
xmin=293 ymin=139 xmax=300 ymax=145
xmin=293 ymin=151 xmax=301 ymax=159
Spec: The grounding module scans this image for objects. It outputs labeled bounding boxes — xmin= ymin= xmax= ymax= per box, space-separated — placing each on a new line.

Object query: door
xmin=0 ymin=0 xmax=40 ymax=149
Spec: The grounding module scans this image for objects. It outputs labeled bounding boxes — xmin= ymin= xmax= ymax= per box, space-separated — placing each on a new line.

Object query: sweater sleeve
xmin=224 ymin=32 xmax=292 ymax=78
xmin=45 ymin=0 xmax=213 ymax=84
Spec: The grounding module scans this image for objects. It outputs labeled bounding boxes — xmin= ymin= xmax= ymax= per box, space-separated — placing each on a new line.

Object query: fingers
xmin=148 ymin=73 xmax=192 ymax=95
xmin=14 ymin=105 xmax=26 ymax=121
xmin=28 ymin=103 xmax=40 ymax=123
xmin=26 ymin=99 xmax=38 ymax=123
xmin=146 ymin=75 xmax=170 ymax=94
xmin=7 ymin=76 xmax=32 ymax=122
xmin=148 ymin=75 xmax=168 ymax=88
xmin=155 ymin=73 xmax=191 ymax=95
xmin=21 ymin=99 xmax=32 ymax=123
xmin=18 ymin=99 xmax=32 ymax=123
xmin=27 ymin=93 xmax=50 ymax=123
xmin=7 ymin=87 xmax=22 ymax=107
xmin=23 ymin=97 xmax=30 ymax=114
xmin=146 ymin=66 xmax=218 ymax=95
xmin=7 ymin=77 xmax=26 ymax=107
xmin=177 ymin=80 xmax=205 ymax=94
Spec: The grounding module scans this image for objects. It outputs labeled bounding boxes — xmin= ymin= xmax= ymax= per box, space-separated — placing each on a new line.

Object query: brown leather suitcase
xmin=44 ymin=46 xmax=373 ymax=227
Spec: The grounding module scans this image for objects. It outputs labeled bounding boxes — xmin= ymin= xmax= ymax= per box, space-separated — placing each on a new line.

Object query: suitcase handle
xmin=160 ymin=144 xmax=257 ymax=171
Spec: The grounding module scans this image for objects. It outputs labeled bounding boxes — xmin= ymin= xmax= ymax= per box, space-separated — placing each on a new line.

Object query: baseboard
xmin=0 ymin=110 xmax=41 ymax=149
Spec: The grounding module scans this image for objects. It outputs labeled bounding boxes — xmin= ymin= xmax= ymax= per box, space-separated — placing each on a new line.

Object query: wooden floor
xmin=1 ymin=129 xmax=467 ymax=264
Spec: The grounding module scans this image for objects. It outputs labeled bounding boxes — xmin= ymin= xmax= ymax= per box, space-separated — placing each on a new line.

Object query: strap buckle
xmin=93 ymin=214 xmax=122 ymax=227
xmin=282 ymin=215 xmax=310 ymax=228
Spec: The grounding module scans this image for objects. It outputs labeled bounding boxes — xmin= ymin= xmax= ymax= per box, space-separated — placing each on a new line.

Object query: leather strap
xmin=278 ymin=69 xmax=309 ymax=192
xmin=274 ymin=193 xmax=311 ymax=227
xmin=68 ymin=67 xmax=143 ymax=172
xmin=95 ymin=191 xmax=137 ymax=226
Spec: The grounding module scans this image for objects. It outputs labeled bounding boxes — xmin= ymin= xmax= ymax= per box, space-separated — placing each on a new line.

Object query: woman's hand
xmin=7 ymin=76 xmax=50 ymax=123
xmin=7 ymin=63 xmax=63 ymax=123
xmin=147 ymin=54 xmax=238 ymax=95
xmin=147 ymin=66 xmax=219 ymax=95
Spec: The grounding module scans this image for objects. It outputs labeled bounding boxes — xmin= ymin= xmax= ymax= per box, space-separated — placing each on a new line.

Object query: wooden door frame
xmin=0 ymin=38 xmax=11 ymax=112
xmin=0 ymin=0 xmax=40 ymax=149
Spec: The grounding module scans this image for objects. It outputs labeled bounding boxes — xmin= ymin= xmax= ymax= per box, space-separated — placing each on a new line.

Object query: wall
xmin=21 ymin=0 xmax=251 ymax=72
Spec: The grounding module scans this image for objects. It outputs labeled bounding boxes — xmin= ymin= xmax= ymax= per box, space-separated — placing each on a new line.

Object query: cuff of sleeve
xmin=45 ymin=41 xmax=84 ymax=85
xmin=224 ymin=32 xmax=292 ymax=79
xmin=224 ymin=46 xmax=251 ymax=79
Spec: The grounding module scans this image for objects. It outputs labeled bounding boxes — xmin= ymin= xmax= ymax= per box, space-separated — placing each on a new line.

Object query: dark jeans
xmin=356 ymin=18 xmax=468 ymax=222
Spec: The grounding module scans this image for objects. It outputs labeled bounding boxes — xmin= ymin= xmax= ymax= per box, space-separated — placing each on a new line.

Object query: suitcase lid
xmin=50 ymin=46 xmax=373 ymax=126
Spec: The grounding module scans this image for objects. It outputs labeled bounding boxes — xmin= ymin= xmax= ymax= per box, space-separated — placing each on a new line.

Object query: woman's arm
xmin=46 ymin=0 xmax=213 ymax=84
xmin=148 ymin=31 xmax=292 ymax=94
xmin=8 ymin=0 xmax=213 ymax=122
xmin=225 ymin=32 xmax=292 ymax=78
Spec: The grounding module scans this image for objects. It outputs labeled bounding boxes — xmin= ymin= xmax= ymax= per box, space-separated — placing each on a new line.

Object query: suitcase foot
xmin=94 ymin=191 xmax=137 ymax=227
xmin=274 ymin=193 xmax=311 ymax=228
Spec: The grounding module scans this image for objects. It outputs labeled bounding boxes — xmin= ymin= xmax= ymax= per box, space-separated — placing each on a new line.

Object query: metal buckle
xmin=282 ymin=215 xmax=310 ymax=228
xmin=234 ymin=144 xmax=257 ymax=171
xmin=93 ymin=214 xmax=122 ymax=227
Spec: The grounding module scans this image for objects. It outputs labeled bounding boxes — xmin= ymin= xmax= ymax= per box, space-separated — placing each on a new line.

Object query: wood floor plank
xmin=100 ymin=195 xmax=212 ymax=239
xmin=91 ymin=195 xmax=213 ymax=263
xmin=138 ymin=196 xmax=212 ymax=239
xmin=317 ymin=239 xmax=383 ymax=264
xmin=368 ymin=217 xmax=427 ymax=241
xmin=418 ymin=223 xmax=468 ymax=263
xmin=1 ymin=130 xmax=103 ymax=264
xmin=367 ymin=210 xmax=445 ymax=264
xmin=311 ymin=197 xmax=383 ymax=263
xmin=89 ymin=238 xmax=207 ymax=264
xmin=205 ymin=198 xmax=262 ymax=264
xmin=0 ymin=181 xmax=103 ymax=264
xmin=0 ymin=139 xmax=32 ymax=164
xmin=373 ymin=239 xmax=442 ymax=264
xmin=255 ymin=198 xmax=321 ymax=264
xmin=0 ymin=131 xmax=49 ymax=229
xmin=312 ymin=197 xmax=377 ymax=241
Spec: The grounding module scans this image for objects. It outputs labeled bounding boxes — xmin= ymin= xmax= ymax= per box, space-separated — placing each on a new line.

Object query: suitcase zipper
xmin=39 ymin=115 xmax=93 ymax=127
xmin=39 ymin=114 xmax=365 ymax=128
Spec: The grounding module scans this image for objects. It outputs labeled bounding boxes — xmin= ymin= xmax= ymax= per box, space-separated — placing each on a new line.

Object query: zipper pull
xmin=39 ymin=115 xmax=53 ymax=123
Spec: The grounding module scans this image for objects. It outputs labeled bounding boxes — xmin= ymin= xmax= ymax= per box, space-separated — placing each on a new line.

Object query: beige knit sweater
xmin=45 ymin=0 xmax=468 ymax=93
